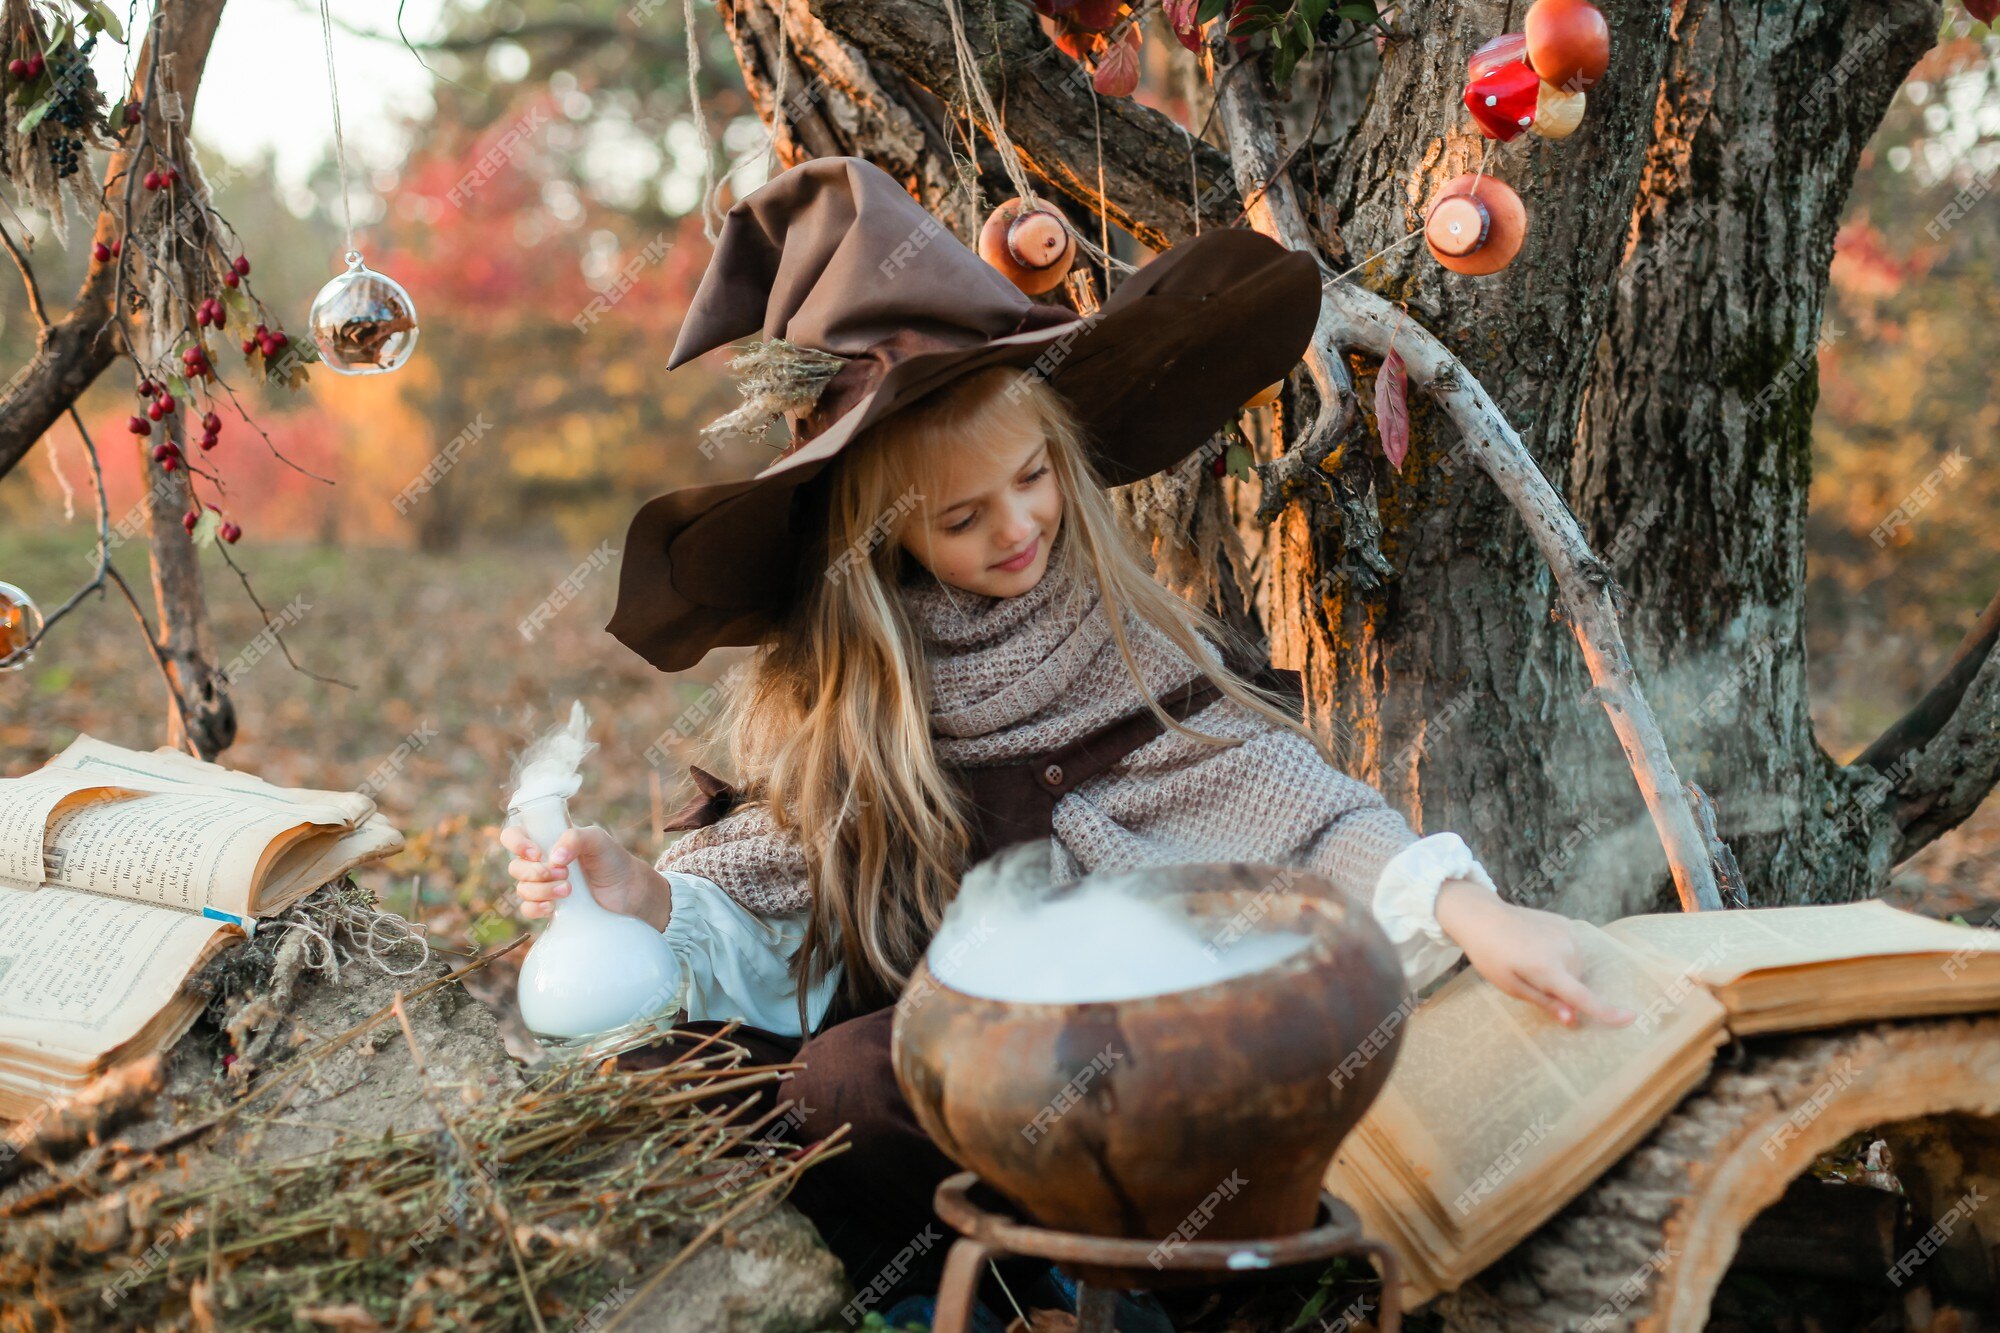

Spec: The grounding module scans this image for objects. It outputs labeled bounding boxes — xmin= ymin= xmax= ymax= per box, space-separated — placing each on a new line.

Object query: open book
xmin=0 ymin=737 xmax=405 ymax=1119
xmin=1325 ymin=900 xmax=2000 ymax=1305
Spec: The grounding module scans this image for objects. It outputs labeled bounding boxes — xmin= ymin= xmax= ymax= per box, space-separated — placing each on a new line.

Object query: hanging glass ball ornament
xmin=0 ymin=580 xmax=45 ymax=671
xmin=308 ymin=250 xmax=419 ymax=375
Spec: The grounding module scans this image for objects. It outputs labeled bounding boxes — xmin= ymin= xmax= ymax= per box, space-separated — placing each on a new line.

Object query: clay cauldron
xmin=892 ymin=862 xmax=1408 ymax=1245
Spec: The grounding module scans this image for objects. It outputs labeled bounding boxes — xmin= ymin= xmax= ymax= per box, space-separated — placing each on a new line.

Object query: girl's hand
xmin=498 ymin=824 xmax=671 ymax=931
xmin=1434 ymin=880 xmax=1635 ymax=1028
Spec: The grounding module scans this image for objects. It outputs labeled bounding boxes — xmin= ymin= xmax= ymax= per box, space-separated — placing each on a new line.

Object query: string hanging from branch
xmin=305 ymin=0 xmax=420 ymax=376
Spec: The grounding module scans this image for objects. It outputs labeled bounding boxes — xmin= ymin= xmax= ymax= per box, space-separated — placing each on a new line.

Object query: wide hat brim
xmin=606 ymin=227 xmax=1319 ymax=673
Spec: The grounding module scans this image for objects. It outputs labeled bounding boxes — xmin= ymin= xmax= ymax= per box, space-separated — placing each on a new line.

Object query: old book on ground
xmin=1326 ymin=901 xmax=2000 ymax=1305
xmin=0 ymin=737 xmax=404 ymax=1118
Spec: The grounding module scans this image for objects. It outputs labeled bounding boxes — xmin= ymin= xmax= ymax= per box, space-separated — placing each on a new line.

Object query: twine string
xmin=316 ymin=0 xmax=355 ymax=258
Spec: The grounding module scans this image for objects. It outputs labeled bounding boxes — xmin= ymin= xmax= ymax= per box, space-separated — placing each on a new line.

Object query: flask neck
xmin=509 ymin=792 xmax=608 ymax=916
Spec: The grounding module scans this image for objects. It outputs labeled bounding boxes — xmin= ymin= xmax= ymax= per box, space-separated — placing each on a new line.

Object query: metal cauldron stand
xmin=927 ymin=1171 xmax=1401 ymax=1333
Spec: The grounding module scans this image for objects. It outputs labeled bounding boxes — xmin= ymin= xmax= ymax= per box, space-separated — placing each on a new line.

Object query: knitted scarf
xmin=653 ymin=526 xmax=1421 ymax=914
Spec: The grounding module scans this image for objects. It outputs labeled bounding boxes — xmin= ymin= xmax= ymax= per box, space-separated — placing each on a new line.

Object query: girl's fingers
xmin=1542 ymin=970 xmax=1634 ymax=1027
xmin=1525 ymin=965 xmax=1634 ymax=1028
xmin=508 ymin=857 xmax=568 ymax=885
xmin=1496 ymin=972 xmax=1578 ymax=1026
xmin=499 ymin=825 xmax=540 ymax=859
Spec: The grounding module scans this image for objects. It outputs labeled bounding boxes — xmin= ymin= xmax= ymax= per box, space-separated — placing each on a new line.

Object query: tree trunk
xmin=759 ymin=0 xmax=1999 ymax=920
xmin=139 ymin=420 xmax=233 ymax=759
xmin=1572 ymin=0 xmax=1943 ymax=912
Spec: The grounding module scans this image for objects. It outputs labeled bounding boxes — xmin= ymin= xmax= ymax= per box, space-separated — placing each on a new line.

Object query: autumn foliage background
xmin=1 ymin=6 xmax=1995 ymax=1046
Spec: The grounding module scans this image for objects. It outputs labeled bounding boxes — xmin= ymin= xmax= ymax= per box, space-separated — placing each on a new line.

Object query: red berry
xmin=222 ymin=270 xmax=239 ymax=288
xmin=195 ymin=306 xmax=211 ymax=327
xmin=151 ymin=442 xmax=177 ymax=463
xmin=161 ymin=455 xmax=179 ymax=473
xmin=109 ymin=238 xmax=121 ymax=256
xmin=219 ymin=521 xmax=241 ymax=544
xmin=232 ymin=256 xmax=250 ymax=276
xmin=164 ymin=164 xmax=179 ymax=184
xmin=253 ymin=323 xmax=267 ymax=335
xmin=5 ymin=59 xmax=25 ymax=79
xmin=128 ymin=415 xmax=150 ymax=436
xmin=268 ymin=331 xmax=288 ymax=349
xmin=137 ymin=378 xmax=158 ymax=397
xmin=147 ymin=401 xmax=165 ymax=421
xmin=1211 ymin=453 xmax=1227 ymax=478
xmin=24 ymin=53 xmax=42 ymax=78
xmin=124 ymin=102 xmax=141 ymax=124
xmin=158 ymin=392 xmax=175 ymax=413
xmin=143 ymin=169 xmax=160 ymax=190
xmin=199 ymin=432 xmax=219 ymax=450
xmin=183 ymin=510 xmax=199 ymax=533
xmin=211 ymin=305 xmax=226 ymax=330
xmin=202 ymin=411 xmax=221 ymax=433
xmin=241 ymin=337 xmax=256 ymax=355
xmin=92 ymin=241 xmax=111 ymax=262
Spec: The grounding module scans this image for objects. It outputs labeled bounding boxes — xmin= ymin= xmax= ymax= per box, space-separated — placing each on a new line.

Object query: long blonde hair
xmin=712 ymin=366 xmax=1342 ymax=1027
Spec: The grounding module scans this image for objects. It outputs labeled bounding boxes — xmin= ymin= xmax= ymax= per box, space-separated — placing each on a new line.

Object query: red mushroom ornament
xmin=1463 ymin=59 xmax=1541 ymax=140
xmin=1524 ymin=0 xmax=1610 ymax=92
xmin=979 ymin=198 xmax=1077 ymax=296
xmin=1424 ymin=173 xmax=1528 ymax=276
xmin=1467 ymin=33 xmax=1528 ymax=82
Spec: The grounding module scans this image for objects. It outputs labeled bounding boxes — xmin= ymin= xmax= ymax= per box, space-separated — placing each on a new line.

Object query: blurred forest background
xmin=2 ymin=1 xmax=1995 ymax=1042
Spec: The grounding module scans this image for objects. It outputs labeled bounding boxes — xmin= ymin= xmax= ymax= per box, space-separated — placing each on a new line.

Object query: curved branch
xmin=806 ymin=0 xmax=1232 ymax=248
xmin=1319 ymin=278 xmax=1726 ymax=913
xmin=0 ymin=0 xmax=228 ymax=484
xmin=1858 ymin=584 xmax=2000 ymax=773
xmin=1864 ymin=585 xmax=2000 ymax=861
xmin=1199 ymin=45 xmax=1725 ymax=912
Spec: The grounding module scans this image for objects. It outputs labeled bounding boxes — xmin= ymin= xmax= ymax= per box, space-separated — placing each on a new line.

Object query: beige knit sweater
xmin=654 ymin=526 xmax=1424 ymax=915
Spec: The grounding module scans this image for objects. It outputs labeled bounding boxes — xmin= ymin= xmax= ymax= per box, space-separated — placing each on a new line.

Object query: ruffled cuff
xmin=661 ymin=871 xmax=841 ymax=1037
xmin=1369 ymin=832 xmax=1500 ymax=993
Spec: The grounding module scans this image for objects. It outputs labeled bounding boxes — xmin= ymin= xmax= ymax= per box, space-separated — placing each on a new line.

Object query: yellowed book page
xmin=1605 ymin=900 xmax=2000 ymax=987
xmin=0 ymin=771 xmax=145 ymax=889
xmin=43 ymin=735 xmax=372 ymax=825
xmin=39 ymin=788 xmax=325 ymax=917
xmin=252 ymin=813 xmax=406 ymax=915
xmin=1326 ymin=924 xmax=1726 ymax=1287
xmin=0 ymin=885 xmax=231 ymax=1067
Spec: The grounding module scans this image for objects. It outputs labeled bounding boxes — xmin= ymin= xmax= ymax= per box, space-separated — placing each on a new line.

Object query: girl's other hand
xmin=1435 ymin=880 xmax=1635 ymax=1029
xmin=498 ymin=824 xmax=670 ymax=931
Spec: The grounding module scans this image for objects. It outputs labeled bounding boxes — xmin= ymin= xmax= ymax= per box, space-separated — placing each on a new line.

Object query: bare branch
xmin=1859 ymin=585 xmax=2000 ymax=774
xmin=1318 ymin=276 xmax=1726 ymax=912
xmin=805 ymin=0 xmax=1233 ymax=248
xmin=1865 ymin=585 xmax=2000 ymax=861
xmin=0 ymin=0 xmax=228 ymax=483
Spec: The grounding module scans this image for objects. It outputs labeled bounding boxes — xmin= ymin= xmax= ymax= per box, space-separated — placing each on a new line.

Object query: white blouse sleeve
xmin=1369 ymin=832 xmax=1501 ymax=993
xmin=661 ymin=871 xmax=843 ymax=1038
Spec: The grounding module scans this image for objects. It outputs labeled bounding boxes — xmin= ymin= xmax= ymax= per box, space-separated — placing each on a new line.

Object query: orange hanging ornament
xmin=1424 ymin=174 xmax=1528 ymax=276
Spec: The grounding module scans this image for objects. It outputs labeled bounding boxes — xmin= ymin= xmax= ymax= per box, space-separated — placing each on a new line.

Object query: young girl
xmin=501 ymin=157 xmax=1630 ymax=1320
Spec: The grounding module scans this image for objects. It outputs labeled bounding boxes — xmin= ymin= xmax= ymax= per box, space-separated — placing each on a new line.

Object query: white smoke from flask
xmin=509 ymin=701 xmax=598 ymax=808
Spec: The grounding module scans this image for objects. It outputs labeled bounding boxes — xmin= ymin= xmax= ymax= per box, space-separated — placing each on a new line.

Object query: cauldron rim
xmin=912 ymin=866 xmax=1384 ymax=1015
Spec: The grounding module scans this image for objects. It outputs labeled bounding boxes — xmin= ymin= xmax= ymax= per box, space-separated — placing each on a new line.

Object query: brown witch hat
xmin=604 ymin=156 xmax=1319 ymax=673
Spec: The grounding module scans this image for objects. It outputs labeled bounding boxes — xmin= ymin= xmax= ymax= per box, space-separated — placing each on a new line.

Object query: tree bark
xmin=760 ymin=0 xmax=2000 ymax=918
xmin=1573 ymin=0 xmax=1948 ymax=910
